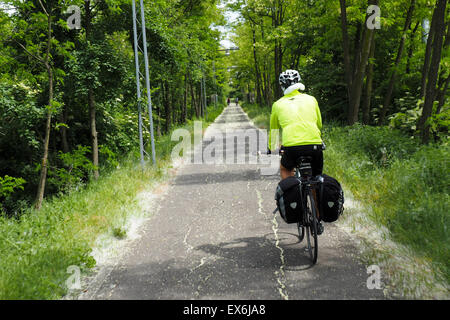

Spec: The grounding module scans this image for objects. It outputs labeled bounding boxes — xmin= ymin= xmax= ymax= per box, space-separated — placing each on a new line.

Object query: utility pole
xmin=132 ymin=0 xmax=156 ymax=166
xmin=202 ymin=74 xmax=207 ymax=119
xmin=200 ymin=75 xmax=204 ymax=118
xmin=212 ymin=60 xmax=217 ymax=109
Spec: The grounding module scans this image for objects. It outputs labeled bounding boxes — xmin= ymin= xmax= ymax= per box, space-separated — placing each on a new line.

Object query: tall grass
xmin=242 ymin=103 xmax=271 ymax=129
xmin=0 ymin=104 xmax=224 ymax=299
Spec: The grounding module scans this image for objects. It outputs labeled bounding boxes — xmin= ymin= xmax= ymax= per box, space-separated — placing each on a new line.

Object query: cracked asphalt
xmin=83 ymin=104 xmax=385 ymax=300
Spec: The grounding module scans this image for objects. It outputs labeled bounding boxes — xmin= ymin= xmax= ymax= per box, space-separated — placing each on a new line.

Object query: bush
xmin=325 ymin=124 xmax=419 ymax=168
xmin=47 ymin=145 xmax=96 ymax=194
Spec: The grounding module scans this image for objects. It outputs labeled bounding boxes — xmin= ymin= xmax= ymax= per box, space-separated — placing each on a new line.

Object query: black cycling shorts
xmin=280 ymin=145 xmax=323 ymax=176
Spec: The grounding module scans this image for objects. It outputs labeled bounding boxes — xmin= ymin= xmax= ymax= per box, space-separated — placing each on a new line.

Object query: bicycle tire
xmin=306 ymin=190 xmax=318 ymax=264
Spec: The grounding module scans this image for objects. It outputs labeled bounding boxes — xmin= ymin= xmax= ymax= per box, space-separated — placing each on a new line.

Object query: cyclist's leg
xmin=280 ymin=164 xmax=295 ymax=180
xmin=280 ymin=147 xmax=296 ymax=180
xmin=311 ymin=147 xmax=323 ymax=177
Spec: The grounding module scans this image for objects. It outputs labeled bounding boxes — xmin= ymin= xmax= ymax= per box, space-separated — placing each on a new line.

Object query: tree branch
xmin=12 ymin=39 xmax=46 ymax=65
xmin=38 ymin=0 xmax=49 ymax=17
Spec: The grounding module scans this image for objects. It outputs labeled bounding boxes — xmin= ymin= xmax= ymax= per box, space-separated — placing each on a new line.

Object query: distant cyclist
xmin=268 ymin=69 xmax=324 ymax=233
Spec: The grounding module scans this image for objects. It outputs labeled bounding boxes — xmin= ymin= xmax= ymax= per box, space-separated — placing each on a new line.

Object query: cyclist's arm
xmin=268 ymin=103 xmax=280 ymax=152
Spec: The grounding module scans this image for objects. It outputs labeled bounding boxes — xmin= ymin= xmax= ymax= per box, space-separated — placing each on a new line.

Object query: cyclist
xmin=268 ymin=69 xmax=324 ymax=234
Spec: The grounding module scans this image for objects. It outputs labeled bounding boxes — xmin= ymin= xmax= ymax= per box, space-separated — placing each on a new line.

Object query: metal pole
xmin=213 ymin=59 xmax=217 ymax=109
xmin=200 ymin=77 xmax=204 ymax=118
xmin=202 ymin=74 xmax=207 ymax=119
xmin=132 ymin=0 xmax=145 ymax=168
xmin=139 ymin=0 xmax=156 ymax=165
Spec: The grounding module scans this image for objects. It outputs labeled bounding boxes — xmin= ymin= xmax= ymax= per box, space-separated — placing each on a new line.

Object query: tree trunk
xmin=417 ymin=0 xmax=447 ymax=143
xmin=251 ymin=25 xmax=262 ymax=106
xmin=348 ymin=0 xmax=378 ymax=125
xmin=353 ymin=22 xmax=363 ymax=80
xmin=35 ymin=63 xmax=53 ymax=210
xmin=339 ymin=0 xmax=353 ymax=113
xmin=59 ymin=107 xmax=69 ymax=153
xmin=272 ymin=1 xmax=284 ymax=100
xmin=156 ymin=95 xmax=161 ymax=137
xmin=190 ymin=79 xmax=199 ymax=118
xmin=85 ymin=0 xmax=99 ymax=179
xmin=163 ymin=81 xmax=172 ymax=133
xmin=363 ymin=34 xmax=375 ymax=125
xmin=35 ymin=11 xmax=53 ymax=210
xmin=182 ymin=73 xmax=187 ymax=123
xmin=379 ymin=0 xmax=416 ymax=124
xmin=406 ymin=21 xmax=420 ymax=74
xmin=89 ymin=89 xmax=99 ymax=179
xmin=420 ymin=5 xmax=438 ymax=98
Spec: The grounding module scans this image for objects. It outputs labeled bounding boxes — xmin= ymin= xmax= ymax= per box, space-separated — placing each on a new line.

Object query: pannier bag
xmin=275 ymin=176 xmax=303 ymax=224
xmin=320 ymin=174 xmax=344 ymax=223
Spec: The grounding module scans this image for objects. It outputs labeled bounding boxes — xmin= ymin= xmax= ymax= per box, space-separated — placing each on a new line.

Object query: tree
xmin=348 ymin=0 xmax=379 ymax=125
xmin=9 ymin=0 xmax=62 ymax=210
xmin=417 ymin=0 xmax=448 ymax=143
xmin=379 ymin=0 xmax=416 ymax=124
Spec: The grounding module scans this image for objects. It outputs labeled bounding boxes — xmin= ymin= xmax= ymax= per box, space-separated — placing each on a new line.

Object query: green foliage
xmin=390 ymin=97 xmax=450 ymax=140
xmin=328 ymin=124 xmax=419 ymax=168
xmin=0 ymin=176 xmax=26 ymax=208
xmin=99 ymin=145 xmax=119 ymax=170
xmin=0 ymin=0 xmax=226 ymax=215
xmin=47 ymin=145 xmax=96 ymax=194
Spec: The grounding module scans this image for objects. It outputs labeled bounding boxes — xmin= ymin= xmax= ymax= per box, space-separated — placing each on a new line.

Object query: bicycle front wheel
xmin=305 ymin=190 xmax=318 ymax=264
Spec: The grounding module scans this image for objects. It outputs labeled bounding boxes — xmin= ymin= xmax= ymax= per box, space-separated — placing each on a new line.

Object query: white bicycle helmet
xmin=279 ymin=69 xmax=301 ymax=90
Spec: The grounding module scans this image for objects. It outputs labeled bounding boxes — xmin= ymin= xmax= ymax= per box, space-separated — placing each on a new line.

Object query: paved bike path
xmin=83 ymin=104 xmax=385 ymax=300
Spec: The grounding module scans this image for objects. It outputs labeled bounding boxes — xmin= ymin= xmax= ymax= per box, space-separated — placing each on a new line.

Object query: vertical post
xmin=213 ymin=59 xmax=217 ymax=109
xmin=202 ymin=74 xmax=207 ymax=119
xmin=139 ymin=0 xmax=156 ymax=165
xmin=132 ymin=0 xmax=145 ymax=168
xmin=200 ymin=76 xmax=204 ymax=118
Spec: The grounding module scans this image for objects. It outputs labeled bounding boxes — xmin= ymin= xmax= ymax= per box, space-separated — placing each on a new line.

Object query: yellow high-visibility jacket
xmin=269 ymin=90 xmax=322 ymax=150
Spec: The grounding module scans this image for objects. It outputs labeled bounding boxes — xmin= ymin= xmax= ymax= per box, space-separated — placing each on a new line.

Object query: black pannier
xmin=319 ymin=174 xmax=344 ymax=223
xmin=275 ymin=176 xmax=303 ymax=224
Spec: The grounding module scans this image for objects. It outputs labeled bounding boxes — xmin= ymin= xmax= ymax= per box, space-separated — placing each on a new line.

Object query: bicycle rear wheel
xmin=305 ymin=190 xmax=318 ymax=264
